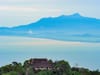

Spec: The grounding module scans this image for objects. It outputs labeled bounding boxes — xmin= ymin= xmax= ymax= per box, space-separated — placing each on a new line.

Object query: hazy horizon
xmin=0 ymin=36 xmax=100 ymax=70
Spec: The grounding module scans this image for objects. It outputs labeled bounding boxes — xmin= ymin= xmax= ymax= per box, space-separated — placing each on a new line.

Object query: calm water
xmin=0 ymin=36 xmax=100 ymax=70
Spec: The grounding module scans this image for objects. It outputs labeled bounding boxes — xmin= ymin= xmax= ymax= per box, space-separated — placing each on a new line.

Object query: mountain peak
xmin=58 ymin=13 xmax=82 ymax=19
xmin=71 ymin=13 xmax=81 ymax=17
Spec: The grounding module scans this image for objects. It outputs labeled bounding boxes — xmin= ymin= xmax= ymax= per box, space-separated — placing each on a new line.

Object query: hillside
xmin=0 ymin=58 xmax=100 ymax=75
xmin=0 ymin=13 xmax=100 ymax=42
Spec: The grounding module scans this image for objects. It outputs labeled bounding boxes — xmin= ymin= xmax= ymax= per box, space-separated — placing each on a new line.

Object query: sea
xmin=0 ymin=36 xmax=100 ymax=70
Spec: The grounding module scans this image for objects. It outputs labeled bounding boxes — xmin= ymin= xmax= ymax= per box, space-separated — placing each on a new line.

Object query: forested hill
xmin=0 ymin=58 xmax=100 ymax=75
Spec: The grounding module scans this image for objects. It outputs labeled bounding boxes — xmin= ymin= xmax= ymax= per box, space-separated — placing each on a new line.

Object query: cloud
xmin=0 ymin=6 xmax=38 ymax=11
xmin=0 ymin=5 xmax=62 ymax=12
xmin=0 ymin=36 xmax=83 ymax=46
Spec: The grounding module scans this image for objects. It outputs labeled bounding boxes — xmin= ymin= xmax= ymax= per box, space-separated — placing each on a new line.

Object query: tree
xmin=90 ymin=69 xmax=100 ymax=75
xmin=72 ymin=71 xmax=81 ymax=75
xmin=54 ymin=60 xmax=72 ymax=75
xmin=25 ymin=67 xmax=35 ymax=75
xmin=37 ymin=70 xmax=53 ymax=75
xmin=0 ymin=68 xmax=2 ymax=75
xmin=2 ymin=71 xmax=18 ymax=75
xmin=23 ymin=60 xmax=30 ymax=69
xmin=0 ymin=64 xmax=12 ymax=73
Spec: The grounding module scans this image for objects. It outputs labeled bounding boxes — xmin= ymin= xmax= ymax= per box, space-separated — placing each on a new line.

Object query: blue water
xmin=0 ymin=36 xmax=100 ymax=70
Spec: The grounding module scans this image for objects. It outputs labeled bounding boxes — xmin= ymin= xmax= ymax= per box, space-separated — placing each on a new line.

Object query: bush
xmin=2 ymin=71 xmax=18 ymax=75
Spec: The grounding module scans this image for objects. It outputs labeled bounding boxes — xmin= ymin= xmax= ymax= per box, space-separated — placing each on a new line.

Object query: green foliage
xmin=72 ymin=71 xmax=82 ymax=75
xmin=0 ymin=59 xmax=100 ymax=75
xmin=0 ymin=64 xmax=12 ymax=73
xmin=36 ymin=70 xmax=53 ymax=75
xmin=25 ymin=67 xmax=35 ymax=75
xmin=54 ymin=60 xmax=72 ymax=75
xmin=23 ymin=60 xmax=30 ymax=68
xmin=90 ymin=69 xmax=100 ymax=75
xmin=2 ymin=71 xmax=18 ymax=75
xmin=0 ymin=62 xmax=25 ymax=75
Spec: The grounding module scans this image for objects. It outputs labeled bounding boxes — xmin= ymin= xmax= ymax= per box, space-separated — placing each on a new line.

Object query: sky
xmin=0 ymin=0 xmax=100 ymax=27
xmin=0 ymin=0 xmax=100 ymax=70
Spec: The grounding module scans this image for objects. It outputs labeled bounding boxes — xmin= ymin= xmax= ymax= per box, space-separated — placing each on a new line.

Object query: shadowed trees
xmin=0 ymin=59 xmax=100 ymax=75
xmin=53 ymin=60 xmax=72 ymax=75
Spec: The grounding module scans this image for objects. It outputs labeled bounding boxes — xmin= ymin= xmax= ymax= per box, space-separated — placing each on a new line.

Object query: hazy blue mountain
xmin=0 ymin=13 xmax=100 ymax=42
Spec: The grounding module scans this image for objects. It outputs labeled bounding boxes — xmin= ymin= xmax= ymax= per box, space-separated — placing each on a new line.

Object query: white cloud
xmin=0 ymin=5 xmax=63 ymax=13
xmin=0 ymin=6 xmax=38 ymax=11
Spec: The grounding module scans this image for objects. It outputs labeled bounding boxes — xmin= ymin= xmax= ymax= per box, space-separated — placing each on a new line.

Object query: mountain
xmin=0 ymin=13 xmax=100 ymax=42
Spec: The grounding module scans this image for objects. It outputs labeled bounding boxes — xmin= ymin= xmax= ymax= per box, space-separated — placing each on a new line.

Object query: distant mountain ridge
xmin=0 ymin=13 xmax=100 ymax=42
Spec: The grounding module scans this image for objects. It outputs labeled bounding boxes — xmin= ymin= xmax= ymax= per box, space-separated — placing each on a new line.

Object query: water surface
xmin=0 ymin=36 xmax=100 ymax=70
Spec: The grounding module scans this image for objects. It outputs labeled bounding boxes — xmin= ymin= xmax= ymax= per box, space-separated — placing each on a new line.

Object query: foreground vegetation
xmin=0 ymin=59 xmax=100 ymax=75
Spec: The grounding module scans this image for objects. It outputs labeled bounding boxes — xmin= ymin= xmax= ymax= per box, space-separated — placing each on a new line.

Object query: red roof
xmin=30 ymin=58 xmax=53 ymax=68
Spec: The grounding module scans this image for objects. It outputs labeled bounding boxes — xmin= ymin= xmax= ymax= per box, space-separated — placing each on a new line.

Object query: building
xmin=30 ymin=58 xmax=53 ymax=70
